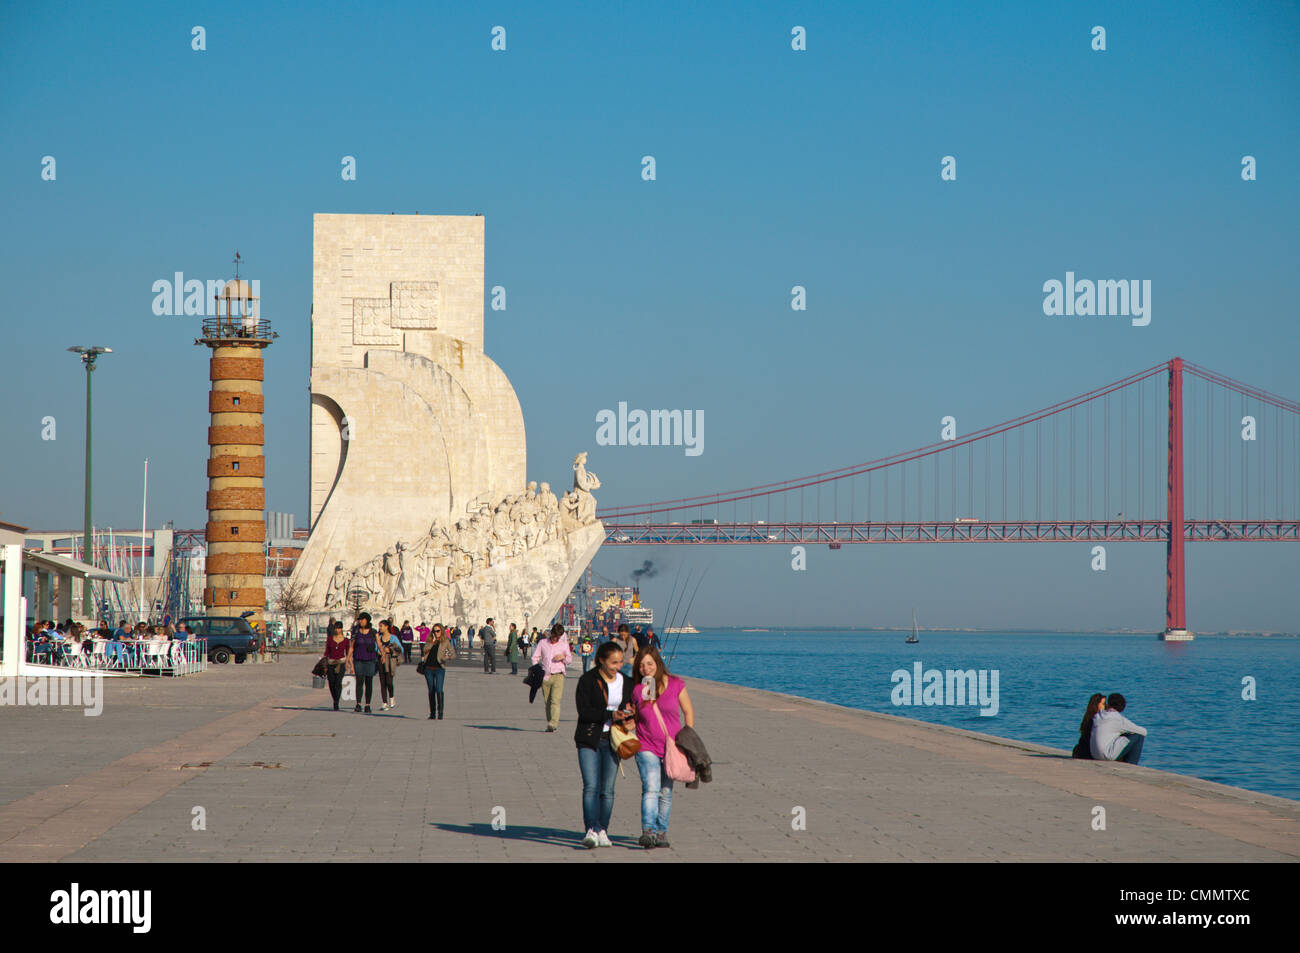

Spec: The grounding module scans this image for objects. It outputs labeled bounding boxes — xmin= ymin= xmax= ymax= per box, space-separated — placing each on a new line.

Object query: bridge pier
xmin=1164 ymin=357 xmax=1192 ymax=641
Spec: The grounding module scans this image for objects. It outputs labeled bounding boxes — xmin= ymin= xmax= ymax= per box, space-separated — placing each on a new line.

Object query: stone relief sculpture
xmin=324 ymin=455 xmax=603 ymax=613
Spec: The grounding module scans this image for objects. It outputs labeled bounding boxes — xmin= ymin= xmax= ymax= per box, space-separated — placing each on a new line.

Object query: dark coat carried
xmin=674 ymin=725 xmax=712 ymax=789
xmin=524 ymin=663 xmax=545 ymax=703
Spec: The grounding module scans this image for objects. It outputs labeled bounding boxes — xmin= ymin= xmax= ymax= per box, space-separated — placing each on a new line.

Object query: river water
xmin=663 ymin=630 xmax=1300 ymax=801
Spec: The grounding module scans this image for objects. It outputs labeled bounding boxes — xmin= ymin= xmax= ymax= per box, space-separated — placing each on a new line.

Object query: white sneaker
xmin=390 ymin=698 xmax=397 ymax=708
xmin=582 ymin=829 xmax=599 ymax=849
xmin=597 ymin=830 xmax=613 ymax=848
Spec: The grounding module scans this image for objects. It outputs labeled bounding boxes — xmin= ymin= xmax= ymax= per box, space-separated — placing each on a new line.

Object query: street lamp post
xmin=68 ymin=346 xmax=111 ymax=618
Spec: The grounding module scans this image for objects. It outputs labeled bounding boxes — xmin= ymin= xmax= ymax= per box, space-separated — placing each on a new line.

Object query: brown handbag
xmin=610 ymin=719 xmax=641 ymax=759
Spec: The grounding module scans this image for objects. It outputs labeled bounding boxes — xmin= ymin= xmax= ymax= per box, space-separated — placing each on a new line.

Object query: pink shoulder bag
xmin=652 ymin=699 xmax=696 ymax=783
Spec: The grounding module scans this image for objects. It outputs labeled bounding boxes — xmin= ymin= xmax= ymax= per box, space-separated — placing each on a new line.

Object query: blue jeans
xmin=1116 ymin=734 xmax=1145 ymax=764
xmin=634 ymin=751 xmax=674 ymax=833
xmin=423 ymin=666 xmax=445 ymax=714
xmin=578 ymin=737 xmax=620 ymax=833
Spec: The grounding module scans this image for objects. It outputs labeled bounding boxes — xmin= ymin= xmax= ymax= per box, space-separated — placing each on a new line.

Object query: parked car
xmin=179 ymin=616 xmax=259 ymax=664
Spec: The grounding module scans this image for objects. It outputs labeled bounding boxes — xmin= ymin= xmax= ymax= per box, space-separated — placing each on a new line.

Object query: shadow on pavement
xmin=466 ymin=724 xmax=527 ymax=731
xmin=429 ymin=822 xmax=638 ymax=850
xmin=271 ymin=705 xmax=332 ymax=711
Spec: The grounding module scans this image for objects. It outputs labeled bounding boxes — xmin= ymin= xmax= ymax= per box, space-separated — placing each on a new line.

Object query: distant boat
xmin=906 ymin=610 xmax=920 ymax=644
xmin=665 ymin=623 xmax=699 ymax=634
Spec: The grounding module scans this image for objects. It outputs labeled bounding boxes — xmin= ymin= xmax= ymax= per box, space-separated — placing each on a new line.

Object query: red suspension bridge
xmin=596 ymin=358 xmax=1300 ymax=638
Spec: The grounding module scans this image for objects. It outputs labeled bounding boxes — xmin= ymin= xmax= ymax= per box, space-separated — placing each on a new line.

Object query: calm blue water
xmin=663 ymin=631 xmax=1300 ymax=801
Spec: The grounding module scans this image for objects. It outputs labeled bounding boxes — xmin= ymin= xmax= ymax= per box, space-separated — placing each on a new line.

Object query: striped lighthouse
xmin=195 ymin=260 xmax=277 ymax=628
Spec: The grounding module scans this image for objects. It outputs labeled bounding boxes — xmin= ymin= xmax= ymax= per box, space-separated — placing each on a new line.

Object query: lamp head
xmin=68 ymin=346 xmax=112 ymax=366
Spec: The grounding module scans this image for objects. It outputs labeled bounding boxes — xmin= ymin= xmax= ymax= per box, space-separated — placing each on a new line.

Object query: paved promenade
xmin=1 ymin=655 xmax=1297 ymax=862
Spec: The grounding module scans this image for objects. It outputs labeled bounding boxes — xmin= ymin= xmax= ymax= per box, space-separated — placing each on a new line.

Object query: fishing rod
xmin=656 ymin=564 xmax=684 ymax=645
xmin=660 ymin=564 xmax=694 ymax=647
xmin=667 ymin=564 xmax=710 ymax=665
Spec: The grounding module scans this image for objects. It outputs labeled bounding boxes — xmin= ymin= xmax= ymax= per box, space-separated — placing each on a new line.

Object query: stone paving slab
xmin=1 ymin=657 xmax=1296 ymax=862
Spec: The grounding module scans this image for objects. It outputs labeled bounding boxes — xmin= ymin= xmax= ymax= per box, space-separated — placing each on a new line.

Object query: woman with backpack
xmin=631 ymin=645 xmax=694 ymax=849
xmin=420 ymin=623 xmax=454 ymax=720
xmin=574 ymin=640 xmax=636 ymax=848
xmin=376 ymin=619 xmax=403 ymax=710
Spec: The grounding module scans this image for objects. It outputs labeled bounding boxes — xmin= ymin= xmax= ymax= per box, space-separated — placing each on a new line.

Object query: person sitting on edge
xmin=1090 ymin=693 xmax=1147 ymax=764
xmin=1071 ymin=693 xmax=1106 ymax=759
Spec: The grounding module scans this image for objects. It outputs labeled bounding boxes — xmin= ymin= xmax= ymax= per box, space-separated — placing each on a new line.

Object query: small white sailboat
xmin=905 ymin=609 xmax=919 ymax=644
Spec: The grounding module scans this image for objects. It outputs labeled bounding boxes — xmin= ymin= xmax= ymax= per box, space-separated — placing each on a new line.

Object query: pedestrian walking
xmin=377 ymin=619 xmax=403 ymax=710
xmin=323 ymin=620 xmax=350 ymax=711
xmin=580 ymin=634 xmax=594 ymax=672
xmin=450 ymin=626 xmax=461 ymax=655
xmin=612 ymin=624 xmax=638 ymax=677
xmin=349 ymin=612 xmax=380 ymax=713
xmin=631 ymin=645 xmax=694 ymax=848
xmin=400 ymin=621 xmax=414 ymax=663
xmin=575 ymin=640 xmax=636 ymax=848
xmin=531 ymin=623 xmax=572 ymax=732
xmin=420 ymin=623 xmax=454 ymax=720
xmin=480 ymin=618 xmax=498 ymax=673
xmin=505 ymin=622 xmax=522 ymax=675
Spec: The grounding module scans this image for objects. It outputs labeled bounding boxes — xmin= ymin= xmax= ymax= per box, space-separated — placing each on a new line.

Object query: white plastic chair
xmin=63 ymin=643 xmax=84 ymax=669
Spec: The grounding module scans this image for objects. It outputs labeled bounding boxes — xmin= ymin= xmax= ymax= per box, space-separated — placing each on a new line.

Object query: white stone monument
xmin=288 ymin=214 xmax=604 ymax=626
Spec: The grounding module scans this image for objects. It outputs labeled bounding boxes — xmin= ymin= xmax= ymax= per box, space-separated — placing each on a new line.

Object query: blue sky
xmin=2 ymin=0 xmax=1298 ymax=630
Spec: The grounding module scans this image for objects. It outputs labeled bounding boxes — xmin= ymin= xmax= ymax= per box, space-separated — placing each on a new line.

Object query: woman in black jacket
xmin=1072 ymin=693 xmax=1106 ymax=759
xmin=574 ymin=640 xmax=635 ymax=848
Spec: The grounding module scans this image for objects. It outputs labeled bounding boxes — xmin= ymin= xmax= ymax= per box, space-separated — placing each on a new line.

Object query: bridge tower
xmin=1164 ymin=356 xmax=1192 ymax=641
xmin=195 ymin=259 xmax=277 ymax=629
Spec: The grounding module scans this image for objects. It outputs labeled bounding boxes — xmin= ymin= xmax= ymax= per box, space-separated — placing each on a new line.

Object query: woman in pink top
xmin=631 ymin=645 xmax=694 ymax=849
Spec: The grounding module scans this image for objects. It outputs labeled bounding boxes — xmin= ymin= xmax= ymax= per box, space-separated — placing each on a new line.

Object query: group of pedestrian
xmin=316 ymin=609 xmax=711 ymax=850
xmin=321 ymin=613 xmax=534 ymax=721
xmin=573 ymin=637 xmax=704 ymax=849
xmin=319 ymin=612 xmax=416 ymax=713
xmin=522 ymin=621 xmax=710 ymax=848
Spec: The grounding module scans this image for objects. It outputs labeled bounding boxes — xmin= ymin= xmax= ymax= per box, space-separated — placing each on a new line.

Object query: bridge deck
xmin=600 ymin=519 xmax=1300 ymax=544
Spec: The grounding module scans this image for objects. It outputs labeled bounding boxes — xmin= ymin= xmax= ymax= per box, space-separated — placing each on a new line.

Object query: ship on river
xmin=581 ymin=583 xmax=653 ymax=635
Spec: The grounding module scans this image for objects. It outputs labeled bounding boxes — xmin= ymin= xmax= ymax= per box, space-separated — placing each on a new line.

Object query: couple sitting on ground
xmin=1072 ymin=692 xmax=1147 ymax=764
